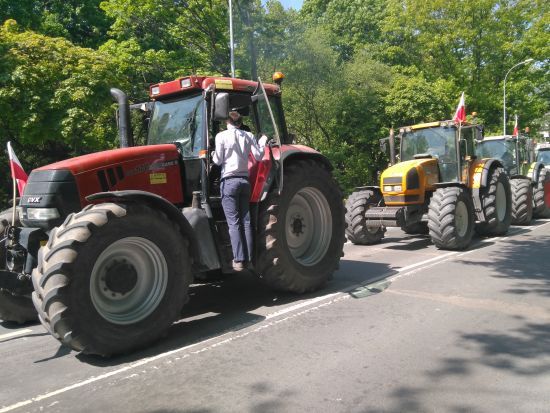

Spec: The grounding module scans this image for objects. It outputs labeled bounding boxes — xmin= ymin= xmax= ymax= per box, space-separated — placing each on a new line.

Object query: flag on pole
xmin=513 ymin=115 xmax=519 ymax=137
xmin=7 ymin=141 xmax=28 ymax=196
xmin=453 ymin=92 xmax=466 ymax=124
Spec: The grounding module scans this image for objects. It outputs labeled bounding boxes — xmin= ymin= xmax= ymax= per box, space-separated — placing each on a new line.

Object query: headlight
xmin=383 ymin=185 xmax=403 ymax=192
xmin=27 ymin=208 xmax=60 ymax=220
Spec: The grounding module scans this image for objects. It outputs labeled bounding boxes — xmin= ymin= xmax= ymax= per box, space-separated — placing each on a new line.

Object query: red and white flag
xmin=513 ymin=115 xmax=519 ymax=137
xmin=453 ymin=92 xmax=466 ymax=124
xmin=7 ymin=141 xmax=28 ymax=196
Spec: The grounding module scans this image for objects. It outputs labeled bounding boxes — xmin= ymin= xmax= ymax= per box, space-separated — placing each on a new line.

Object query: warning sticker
xmin=215 ymin=79 xmax=233 ymax=90
xmin=149 ymin=173 xmax=167 ymax=184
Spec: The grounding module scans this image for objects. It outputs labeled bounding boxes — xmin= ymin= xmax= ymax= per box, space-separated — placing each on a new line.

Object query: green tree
xmin=0 ymin=20 xmax=123 ymax=204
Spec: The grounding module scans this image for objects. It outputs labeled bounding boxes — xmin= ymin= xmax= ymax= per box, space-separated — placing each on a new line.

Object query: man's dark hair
xmin=228 ymin=111 xmax=242 ymax=126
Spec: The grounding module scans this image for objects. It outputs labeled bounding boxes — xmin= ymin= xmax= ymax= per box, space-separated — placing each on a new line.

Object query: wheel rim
xmin=285 ymin=187 xmax=332 ymax=266
xmin=90 ymin=237 xmax=168 ymax=325
xmin=496 ymin=181 xmax=507 ymax=221
xmin=455 ymin=200 xmax=469 ymax=238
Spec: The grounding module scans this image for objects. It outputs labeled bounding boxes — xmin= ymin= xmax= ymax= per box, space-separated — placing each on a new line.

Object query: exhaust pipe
xmin=110 ymin=88 xmax=134 ymax=148
xmin=389 ymin=128 xmax=396 ymax=165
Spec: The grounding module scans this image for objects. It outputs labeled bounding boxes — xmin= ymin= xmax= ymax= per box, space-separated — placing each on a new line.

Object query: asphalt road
xmin=1 ymin=220 xmax=550 ymax=412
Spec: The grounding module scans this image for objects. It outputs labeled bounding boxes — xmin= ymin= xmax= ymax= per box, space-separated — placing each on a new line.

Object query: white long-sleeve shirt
xmin=212 ymin=124 xmax=266 ymax=179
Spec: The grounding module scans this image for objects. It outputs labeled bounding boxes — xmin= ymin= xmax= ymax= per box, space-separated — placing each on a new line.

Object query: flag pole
xmin=12 ymin=175 xmax=17 ymax=226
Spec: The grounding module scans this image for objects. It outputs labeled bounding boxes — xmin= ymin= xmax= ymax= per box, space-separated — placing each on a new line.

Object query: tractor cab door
xmin=147 ymin=93 xmax=206 ymax=205
xmin=458 ymin=126 xmax=477 ymax=183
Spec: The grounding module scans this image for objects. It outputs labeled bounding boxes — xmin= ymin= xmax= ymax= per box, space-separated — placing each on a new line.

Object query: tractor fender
xmin=86 ymin=190 xmax=200 ymax=262
xmin=355 ymin=185 xmax=382 ymax=192
xmin=528 ymin=162 xmax=544 ymax=184
xmin=469 ymin=159 xmax=504 ymax=222
xmin=251 ymin=145 xmax=333 ymax=203
xmin=478 ymin=159 xmax=504 ymax=189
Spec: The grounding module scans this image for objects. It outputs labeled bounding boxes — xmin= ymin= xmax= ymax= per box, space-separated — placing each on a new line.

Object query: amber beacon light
xmin=272 ymin=72 xmax=285 ymax=85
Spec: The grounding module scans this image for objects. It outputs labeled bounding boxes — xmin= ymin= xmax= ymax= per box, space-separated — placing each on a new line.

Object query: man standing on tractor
xmin=213 ymin=111 xmax=267 ymax=271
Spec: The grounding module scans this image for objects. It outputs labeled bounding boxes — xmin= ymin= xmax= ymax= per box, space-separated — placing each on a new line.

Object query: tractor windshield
xmin=401 ymin=127 xmax=457 ymax=162
xmin=537 ymin=150 xmax=550 ymax=165
xmin=148 ymin=94 xmax=204 ymax=158
xmin=476 ymin=139 xmax=517 ymax=172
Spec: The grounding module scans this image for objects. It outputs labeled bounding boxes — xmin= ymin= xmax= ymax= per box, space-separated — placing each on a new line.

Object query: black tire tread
xmin=428 ymin=187 xmax=474 ymax=250
xmin=31 ymin=203 xmax=191 ymax=356
xmin=257 ymin=160 xmax=345 ymax=293
xmin=345 ymin=190 xmax=385 ymax=245
xmin=476 ymin=167 xmax=512 ymax=236
xmin=510 ymin=178 xmax=533 ymax=225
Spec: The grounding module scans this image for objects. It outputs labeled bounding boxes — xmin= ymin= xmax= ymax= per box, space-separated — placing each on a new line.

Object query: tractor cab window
xmin=476 ymin=139 xmax=517 ymax=174
xmin=255 ymin=96 xmax=283 ymax=140
xmin=401 ymin=126 xmax=458 ymax=182
xmin=401 ymin=127 xmax=456 ymax=162
xmin=460 ymin=127 xmax=475 ymax=158
xmin=148 ymin=94 xmax=205 ymax=158
xmin=537 ymin=150 xmax=550 ymax=165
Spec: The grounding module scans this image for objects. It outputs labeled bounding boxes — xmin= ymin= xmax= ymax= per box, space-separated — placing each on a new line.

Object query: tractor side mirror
xmin=213 ymin=93 xmax=230 ymax=121
xmin=379 ymin=138 xmax=388 ymax=153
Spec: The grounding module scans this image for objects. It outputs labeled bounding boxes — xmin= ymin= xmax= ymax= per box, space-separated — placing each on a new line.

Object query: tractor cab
xmin=476 ymin=135 xmax=535 ymax=176
xmin=397 ymin=121 xmax=481 ymax=183
xmin=134 ymin=75 xmax=289 ymax=205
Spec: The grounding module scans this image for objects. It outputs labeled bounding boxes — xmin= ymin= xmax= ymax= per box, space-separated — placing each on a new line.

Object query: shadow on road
xmin=456 ymin=234 xmax=550 ymax=297
xmin=78 ymin=258 xmax=394 ymax=366
xmin=365 ymin=228 xmax=550 ymax=412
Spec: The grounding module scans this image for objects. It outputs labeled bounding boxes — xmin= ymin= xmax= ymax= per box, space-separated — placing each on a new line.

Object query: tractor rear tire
xmin=345 ymin=189 xmax=385 ymax=245
xmin=257 ymin=160 xmax=345 ymax=293
xmin=510 ymin=178 xmax=533 ymax=225
xmin=31 ymin=203 xmax=191 ymax=356
xmin=475 ymin=167 xmax=512 ymax=236
xmin=428 ymin=187 xmax=475 ymax=250
xmin=0 ymin=209 xmax=36 ymax=324
xmin=533 ymin=168 xmax=550 ymax=218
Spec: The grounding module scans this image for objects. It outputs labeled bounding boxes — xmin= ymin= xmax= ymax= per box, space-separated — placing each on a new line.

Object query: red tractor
xmin=0 ymin=74 xmax=345 ymax=356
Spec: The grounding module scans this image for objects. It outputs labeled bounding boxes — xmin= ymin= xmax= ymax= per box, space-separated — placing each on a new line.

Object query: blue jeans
xmin=221 ymin=177 xmax=253 ymax=262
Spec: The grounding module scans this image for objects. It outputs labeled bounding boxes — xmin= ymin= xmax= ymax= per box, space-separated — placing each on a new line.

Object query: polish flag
xmin=513 ymin=115 xmax=519 ymax=137
xmin=7 ymin=141 xmax=28 ymax=196
xmin=453 ymin=92 xmax=466 ymax=124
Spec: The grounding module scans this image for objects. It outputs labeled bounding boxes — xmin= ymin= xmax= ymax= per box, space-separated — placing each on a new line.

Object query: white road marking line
xmin=0 ymin=329 xmax=32 ymax=342
xmin=2 ymin=219 xmax=549 ymax=412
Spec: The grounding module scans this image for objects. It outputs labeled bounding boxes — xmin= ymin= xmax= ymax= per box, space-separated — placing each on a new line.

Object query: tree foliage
xmin=0 ymin=0 xmax=548 ymax=203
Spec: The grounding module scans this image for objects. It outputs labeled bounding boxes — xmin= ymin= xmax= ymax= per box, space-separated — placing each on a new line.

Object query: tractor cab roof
xmin=149 ymin=76 xmax=280 ymax=100
xmin=399 ymin=120 xmax=475 ymax=133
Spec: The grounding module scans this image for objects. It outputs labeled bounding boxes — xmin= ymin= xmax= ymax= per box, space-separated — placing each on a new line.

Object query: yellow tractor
xmin=345 ymin=120 xmax=512 ymax=250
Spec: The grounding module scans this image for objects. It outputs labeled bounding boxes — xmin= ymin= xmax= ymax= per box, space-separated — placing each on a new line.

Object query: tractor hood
xmin=20 ymin=144 xmax=183 ymax=229
xmin=380 ymin=158 xmax=439 ymax=205
xmin=35 ymin=144 xmax=179 ymax=175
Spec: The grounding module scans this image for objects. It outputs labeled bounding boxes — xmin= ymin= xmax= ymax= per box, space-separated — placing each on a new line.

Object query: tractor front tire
xmin=345 ymin=190 xmax=385 ymax=245
xmin=0 ymin=209 xmax=36 ymax=324
xmin=476 ymin=167 xmax=512 ymax=236
xmin=533 ymin=168 xmax=550 ymax=218
xmin=510 ymin=178 xmax=533 ymax=225
xmin=32 ymin=203 xmax=192 ymax=356
xmin=428 ymin=187 xmax=475 ymax=250
xmin=257 ymin=160 xmax=345 ymax=293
